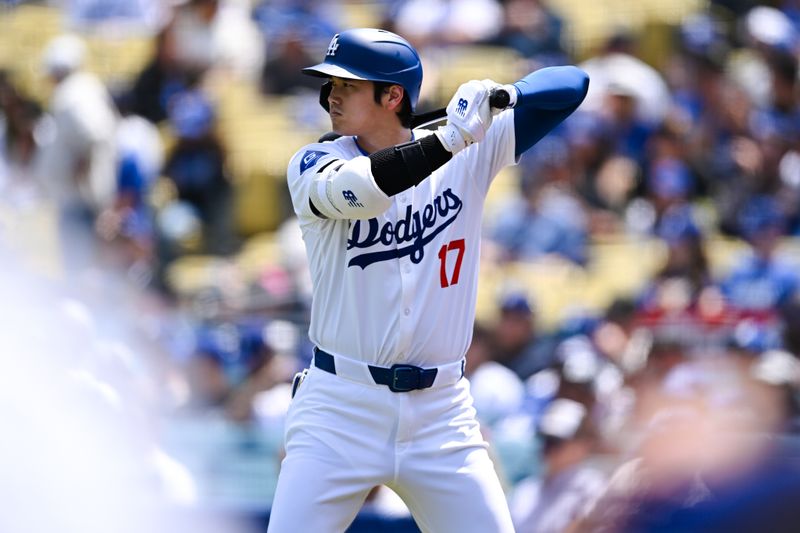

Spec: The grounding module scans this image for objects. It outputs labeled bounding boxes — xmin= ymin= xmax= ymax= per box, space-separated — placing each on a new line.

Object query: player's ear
xmin=383 ymin=84 xmax=405 ymax=112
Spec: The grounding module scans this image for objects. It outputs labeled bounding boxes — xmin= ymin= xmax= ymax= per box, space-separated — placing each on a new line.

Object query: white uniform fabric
xmin=270 ymin=111 xmax=517 ymax=533
xmin=288 ymin=111 xmax=515 ymax=367
xmin=269 ymin=365 xmax=513 ymax=532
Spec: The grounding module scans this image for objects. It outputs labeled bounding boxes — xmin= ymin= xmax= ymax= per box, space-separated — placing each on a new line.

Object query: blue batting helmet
xmin=302 ymin=28 xmax=423 ymax=112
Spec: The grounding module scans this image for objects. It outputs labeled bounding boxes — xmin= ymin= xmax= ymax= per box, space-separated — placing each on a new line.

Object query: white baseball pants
xmin=267 ymin=364 xmax=514 ymax=533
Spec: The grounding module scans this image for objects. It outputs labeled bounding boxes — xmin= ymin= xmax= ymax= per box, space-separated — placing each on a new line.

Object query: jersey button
xmin=403 ymin=264 xmax=411 ymax=274
xmin=404 ymin=308 xmax=410 ymax=316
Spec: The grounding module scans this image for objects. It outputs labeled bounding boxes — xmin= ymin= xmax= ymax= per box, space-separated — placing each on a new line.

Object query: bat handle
xmin=489 ymin=87 xmax=512 ymax=110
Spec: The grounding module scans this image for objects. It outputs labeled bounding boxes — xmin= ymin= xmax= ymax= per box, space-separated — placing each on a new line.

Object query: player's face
xmin=327 ymin=77 xmax=382 ymax=135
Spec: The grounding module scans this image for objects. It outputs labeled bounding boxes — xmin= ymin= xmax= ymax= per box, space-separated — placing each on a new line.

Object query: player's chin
xmin=330 ymin=117 xmax=353 ymax=136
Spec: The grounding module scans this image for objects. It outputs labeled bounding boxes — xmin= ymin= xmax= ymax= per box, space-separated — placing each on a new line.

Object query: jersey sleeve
xmin=287 ymin=142 xmax=392 ymax=221
xmin=287 ymin=144 xmax=341 ymax=221
xmin=450 ymin=109 xmax=517 ymax=196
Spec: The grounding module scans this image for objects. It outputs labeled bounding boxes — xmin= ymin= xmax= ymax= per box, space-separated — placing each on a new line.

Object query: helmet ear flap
xmin=319 ymin=81 xmax=332 ymax=112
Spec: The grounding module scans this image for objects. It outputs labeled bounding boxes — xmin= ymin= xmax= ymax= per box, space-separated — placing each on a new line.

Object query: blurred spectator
xmin=636 ymin=206 xmax=720 ymax=331
xmin=161 ymin=89 xmax=239 ymax=258
xmin=509 ymin=398 xmax=606 ymax=533
xmin=488 ymin=0 xmax=566 ymax=64
xmin=487 ymin=136 xmax=589 ymax=264
xmin=719 ymin=195 xmax=800 ymax=320
xmin=560 ymin=111 xmax=625 ymax=231
xmin=743 ymin=6 xmax=798 ymax=56
xmin=628 ymin=333 xmax=694 ymax=396
xmin=260 ymin=27 xmax=326 ymax=96
xmin=128 ymin=27 xmax=197 ymax=124
xmin=0 ymin=70 xmax=43 ymax=202
xmin=94 ymin=91 xmax=163 ymax=285
xmin=599 ymin=84 xmax=653 ymax=166
xmin=224 ymin=321 xmax=283 ymax=422
xmin=465 ymin=321 xmax=525 ymax=427
xmin=492 ymin=292 xmax=558 ymax=379
xmin=550 ymin=336 xmax=610 ymax=412
xmin=580 ymin=32 xmax=672 ymax=127
xmin=128 ymin=0 xmax=261 ymax=124
xmin=520 ymin=335 xmax=610 ymax=474
xmin=644 ymin=124 xmax=696 ymax=209
xmin=592 ymin=298 xmax=649 ymax=375
xmin=61 ymin=0 xmax=169 ymax=35
xmin=182 ymin=338 xmax=232 ymax=411
xmin=634 ymin=123 xmax=692 ymax=219
xmin=717 ymin=50 xmax=800 ymax=234
xmin=35 ymin=33 xmax=119 ymax=273
xmin=392 ymin=0 xmax=504 ymax=48
xmin=252 ymin=0 xmax=341 ymax=51
xmin=586 ymin=299 xmax=647 ymax=442
xmin=166 ymin=0 xmax=263 ymax=80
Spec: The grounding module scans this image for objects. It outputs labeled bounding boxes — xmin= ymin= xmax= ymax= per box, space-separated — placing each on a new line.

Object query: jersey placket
xmin=395 ymin=189 xmax=417 ymax=360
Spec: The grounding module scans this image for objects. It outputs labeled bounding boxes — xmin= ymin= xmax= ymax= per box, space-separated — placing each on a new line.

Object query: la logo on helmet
xmin=326 ymin=35 xmax=340 ymax=57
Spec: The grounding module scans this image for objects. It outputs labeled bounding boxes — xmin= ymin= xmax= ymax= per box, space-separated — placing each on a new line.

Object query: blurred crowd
xmin=2 ymin=0 xmax=800 ymax=532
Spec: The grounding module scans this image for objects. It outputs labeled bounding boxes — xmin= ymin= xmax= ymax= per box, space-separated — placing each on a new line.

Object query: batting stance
xmin=268 ymin=28 xmax=589 ymax=532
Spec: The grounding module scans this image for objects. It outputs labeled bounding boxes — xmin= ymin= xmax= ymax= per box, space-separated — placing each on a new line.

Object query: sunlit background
xmin=1 ymin=1 xmax=799 ymax=532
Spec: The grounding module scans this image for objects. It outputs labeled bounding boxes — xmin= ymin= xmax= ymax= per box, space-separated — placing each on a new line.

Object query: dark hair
xmin=373 ymin=82 xmax=413 ymax=128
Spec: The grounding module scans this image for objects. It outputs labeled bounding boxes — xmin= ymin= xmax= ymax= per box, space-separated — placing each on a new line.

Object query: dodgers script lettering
xmin=346 ymin=188 xmax=463 ymax=269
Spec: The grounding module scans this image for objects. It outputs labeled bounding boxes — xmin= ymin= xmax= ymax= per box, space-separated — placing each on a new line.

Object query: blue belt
xmin=314 ymin=347 xmax=439 ymax=393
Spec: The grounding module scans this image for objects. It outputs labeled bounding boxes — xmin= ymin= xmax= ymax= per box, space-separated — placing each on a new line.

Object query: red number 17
xmin=437 ymin=238 xmax=465 ymax=288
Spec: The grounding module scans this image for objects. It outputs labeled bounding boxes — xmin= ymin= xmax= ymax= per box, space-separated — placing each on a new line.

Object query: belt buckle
xmin=389 ymin=364 xmax=421 ymax=392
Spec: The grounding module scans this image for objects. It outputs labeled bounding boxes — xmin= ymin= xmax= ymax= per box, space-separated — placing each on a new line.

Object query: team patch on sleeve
xmin=300 ymin=150 xmax=328 ymax=173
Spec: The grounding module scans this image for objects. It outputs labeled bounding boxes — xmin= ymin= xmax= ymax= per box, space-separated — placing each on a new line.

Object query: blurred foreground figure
xmin=36 ymin=34 xmax=118 ymax=273
xmin=509 ymin=398 xmax=606 ymax=533
xmin=573 ymin=346 xmax=800 ymax=533
xmin=0 ymin=248 xmax=256 ymax=533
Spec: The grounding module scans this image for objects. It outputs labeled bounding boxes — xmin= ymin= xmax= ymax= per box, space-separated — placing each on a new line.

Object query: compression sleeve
xmin=512 ymin=66 xmax=590 ymax=158
xmin=369 ymin=134 xmax=453 ymax=197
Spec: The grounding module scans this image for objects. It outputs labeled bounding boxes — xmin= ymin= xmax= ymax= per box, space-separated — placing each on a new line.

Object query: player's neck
xmin=355 ymin=125 xmax=412 ymax=154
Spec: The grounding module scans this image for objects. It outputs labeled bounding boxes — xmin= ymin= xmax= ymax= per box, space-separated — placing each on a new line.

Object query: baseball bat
xmin=318 ymin=87 xmax=512 ymax=142
xmin=410 ymin=87 xmax=512 ymax=128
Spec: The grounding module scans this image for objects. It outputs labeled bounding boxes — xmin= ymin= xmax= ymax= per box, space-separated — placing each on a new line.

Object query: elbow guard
xmin=309 ymin=156 xmax=392 ymax=220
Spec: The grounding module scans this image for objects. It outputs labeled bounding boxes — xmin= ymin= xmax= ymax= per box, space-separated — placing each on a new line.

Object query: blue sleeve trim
xmin=512 ymin=66 xmax=590 ymax=158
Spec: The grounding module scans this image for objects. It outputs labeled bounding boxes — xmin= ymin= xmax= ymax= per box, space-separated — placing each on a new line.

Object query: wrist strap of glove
xmin=435 ymin=124 xmax=469 ymax=154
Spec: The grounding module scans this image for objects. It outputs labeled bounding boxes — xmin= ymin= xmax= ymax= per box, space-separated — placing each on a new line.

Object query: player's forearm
xmin=370 ymin=135 xmax=452 ymax=197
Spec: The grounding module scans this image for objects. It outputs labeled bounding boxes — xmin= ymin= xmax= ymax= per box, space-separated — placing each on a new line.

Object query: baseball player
xmin=268 ymin=28 xmax=589 ymax=532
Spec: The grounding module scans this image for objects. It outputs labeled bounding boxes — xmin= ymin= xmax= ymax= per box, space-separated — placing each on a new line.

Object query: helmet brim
xmin=302 ymin=62 xmax=369 ymax=81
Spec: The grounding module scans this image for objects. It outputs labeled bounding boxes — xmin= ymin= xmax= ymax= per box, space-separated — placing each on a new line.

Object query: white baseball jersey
xmin=287 ymin=111 xmax=516 ymax=367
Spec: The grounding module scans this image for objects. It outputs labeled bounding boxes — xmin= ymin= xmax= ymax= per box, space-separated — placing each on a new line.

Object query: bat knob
xmin=489 ymin=88 xmax=511 ymax=110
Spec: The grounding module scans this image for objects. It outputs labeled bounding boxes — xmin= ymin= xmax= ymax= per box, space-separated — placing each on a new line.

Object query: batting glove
xmin=436 ymin=80 xmax=493 ymax=153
